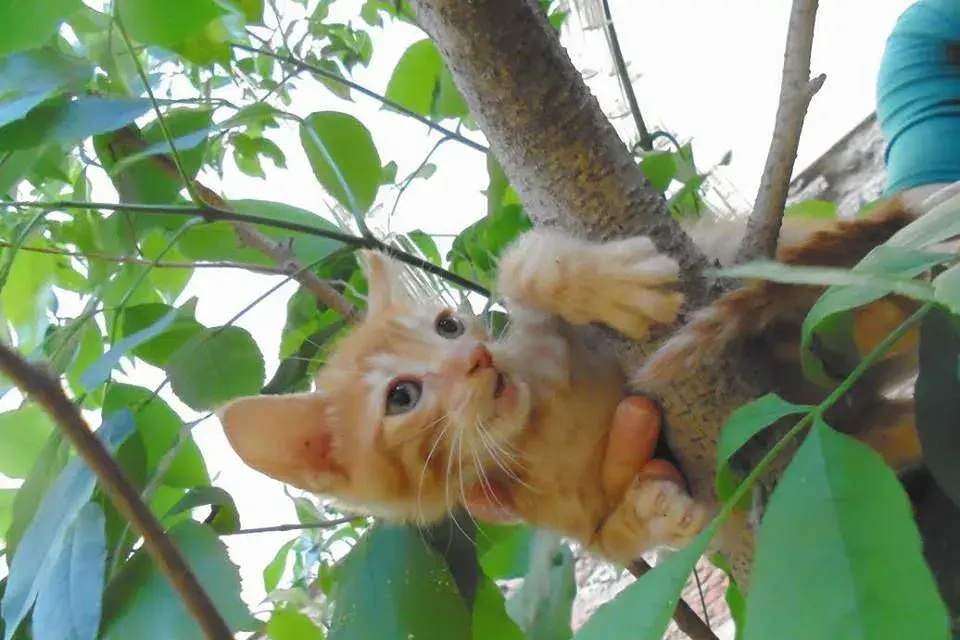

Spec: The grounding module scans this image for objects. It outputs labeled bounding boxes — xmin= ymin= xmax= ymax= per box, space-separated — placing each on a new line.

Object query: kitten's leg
xmin=597 ymin=473 xmax=712 ymax=564
xmin=497 ymin=228 xmax=684 ymax=339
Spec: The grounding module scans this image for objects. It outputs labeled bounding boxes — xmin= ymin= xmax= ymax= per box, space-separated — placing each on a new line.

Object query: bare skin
xmin=466 ymin=396 xmax=679 ymax=524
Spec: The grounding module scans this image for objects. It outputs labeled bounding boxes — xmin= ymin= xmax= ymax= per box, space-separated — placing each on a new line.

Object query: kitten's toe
xmin=632 ymin=478 xmax=710 ymax=548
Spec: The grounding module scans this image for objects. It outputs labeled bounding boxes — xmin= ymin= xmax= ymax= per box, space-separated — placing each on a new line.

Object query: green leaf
xmin=31 ymin=502 xmax=106 ymax=640
xmin=473 ymin=573 xmax=525 ymax=640
xmin=116 ymin=0 xmax=227 ymax=48
xmin=715 ymin=394 xmax=812 ymax=502
xmin=300 ymin=111 xmax=382 ymax=215
xmin=574 ymin=522 xmax=719 ymax=640
xmin=406 ymin=230 xmax=441 ymax=265
xmin=743 ymin=419 xmax=950 ymax=639
xmin=164 ymin=486 xmax=240 ymax=534
xmin=166 ymin=326 xmax=266 ymax=411
xmin=505 ymin=534 xmax=576 ymax=640
xmin=231 ymin=199 xmax=344 ymax=265
xmin=799 ymin=246 xmax=951 ymax=384
xmin=263 ymin=539 xmax=297 ymax=593
xmin=1 ymin=411 xmax=135 ymax=640
xmin=0 ymin=489 xmax=16 ymax=538
xmin=328 ymin=524 xmax=472 ymax=640
xmin=102 ymin=521 xmax=257 ymax=639
xmin=78 ymin=304 xmax=180 ymax=391
xmin=0 ymin=96 xmax=154 ymax=151
xmin=476 ymin=523 xmax=534 ymax=580
xmin=784 ymin=199 xmax=838 ymax=220
xmin=716 ymin=261 xmax=934 ymax=302
xmin=3 ymin=434 xmax=69 ymax=554
xmin=1 ymin=241 xmax=56 ymax=331
xmin=933 ymin=263 xmax=960 ymax=314
xmin=102 ymin=384 xmax=209 ymax=488
xmin=225 ymin=0 xmax=264 ymax=24
xmin=0 ymin=404 xmax=56 ymax=479
xmin=638 ymin=151 xmax=677 ymax=193
xmin=0 ymin=49 xmax=93 ymax=129
xmin=118 ymin=303 xmax=205 ymax=369
xmin=267 ymin=608 xmax=325 ymax=640
xmin=0 ymin=0 xmax=82 ymax=56
xmin=915 ymin=307 xmax=960 ymax=510
xmin=384 ymin=39 xmax=467 ymax=120
xmin=885 ymin=191 xmax=960 ymax=249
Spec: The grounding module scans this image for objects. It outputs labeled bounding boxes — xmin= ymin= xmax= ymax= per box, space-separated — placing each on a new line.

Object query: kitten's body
xmin=218 ymin=196 xmax=926 ymax=565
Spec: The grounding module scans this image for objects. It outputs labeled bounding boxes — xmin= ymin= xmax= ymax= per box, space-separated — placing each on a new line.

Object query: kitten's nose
xmin=467 ymin=344 xmax=494 ymax=374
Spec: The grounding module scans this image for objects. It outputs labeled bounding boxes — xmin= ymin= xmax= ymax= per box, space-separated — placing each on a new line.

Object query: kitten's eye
xmin=435 ymin=311 xmax=465 ymax=339
xmin=385 ymin=379 xmax=422 ymax=415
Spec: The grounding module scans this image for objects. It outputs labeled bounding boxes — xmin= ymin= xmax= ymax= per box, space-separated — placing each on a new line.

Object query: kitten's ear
xmin=360 ymin=249 xmax=409 ymax=314
xmin=218 ymin=393 xmax=349 ymax=493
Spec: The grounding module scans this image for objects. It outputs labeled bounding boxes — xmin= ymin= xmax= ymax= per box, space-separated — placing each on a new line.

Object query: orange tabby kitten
xmin=219 ymin=196 xmax=925 ymax=565
xmin=219 ymin=229 xmax=710 ymax=564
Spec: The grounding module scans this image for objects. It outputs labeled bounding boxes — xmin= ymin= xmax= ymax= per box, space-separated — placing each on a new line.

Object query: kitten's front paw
xmin=590 ymin=236 xmax=684 ymax=338
xmin=498 ymin=230 xmax=684 ymax=339
xmin=629 ymin=477 xmax=710 ymax=549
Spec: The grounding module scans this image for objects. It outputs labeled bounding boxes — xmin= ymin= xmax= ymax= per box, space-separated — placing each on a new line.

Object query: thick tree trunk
xmin=409 ymin=0 xmax=787 ymax=585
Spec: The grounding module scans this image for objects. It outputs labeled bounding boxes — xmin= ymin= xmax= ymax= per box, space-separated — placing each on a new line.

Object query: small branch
xmin=600 ymin=0 xmax=652 ymax=151
xmin=4 ymin=199 xmax=491 ymax=297
xmin=0 ymin=342 xmax=233 ymax=640
xmin=0 ymin=240 xmax=288 ymax=275
xmin=735 ymin=0 xmax=823 ymax=264
xmin=628 ymin=559 xmax=720 ymax=640
xmin=226 ymin=516 xmax=365 ymax=536
xmin=230 ymin=43 xmax=490 ymax=154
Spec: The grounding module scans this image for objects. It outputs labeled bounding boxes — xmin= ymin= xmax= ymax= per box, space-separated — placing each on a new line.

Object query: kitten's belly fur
xmin=505 ymin=322 xmax=625 ymax=552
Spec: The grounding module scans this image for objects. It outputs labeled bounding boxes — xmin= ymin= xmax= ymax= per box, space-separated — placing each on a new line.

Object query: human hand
xmin=464 ymin=396 xmax=687 ymax=524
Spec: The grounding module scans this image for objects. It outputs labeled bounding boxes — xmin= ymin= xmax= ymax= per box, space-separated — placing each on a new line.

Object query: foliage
xmin=0 ymin=0 xmax=954 ymax=639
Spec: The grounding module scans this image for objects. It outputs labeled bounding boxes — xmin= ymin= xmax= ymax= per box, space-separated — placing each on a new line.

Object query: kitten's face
xmin=218 ymin=251 xmax=534 ymax=523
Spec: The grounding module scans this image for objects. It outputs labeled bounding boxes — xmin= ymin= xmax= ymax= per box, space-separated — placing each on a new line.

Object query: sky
xmin=1 ymin=0 xmax=918 ymax=624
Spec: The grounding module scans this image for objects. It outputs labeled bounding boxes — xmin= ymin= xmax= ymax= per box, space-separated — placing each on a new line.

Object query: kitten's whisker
xmin=475 ymin=419 xmax=536 ymax=493
xmin=417 ymin=417 xmax=450 ymax=523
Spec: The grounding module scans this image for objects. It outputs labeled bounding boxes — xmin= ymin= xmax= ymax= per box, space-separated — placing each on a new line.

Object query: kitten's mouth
xmin=493 ymin=372 xmax=506 ymax=399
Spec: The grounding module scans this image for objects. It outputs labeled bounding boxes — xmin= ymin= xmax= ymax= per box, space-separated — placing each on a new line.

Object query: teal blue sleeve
xmin=876 ymin=0 xmax=960 ymax=196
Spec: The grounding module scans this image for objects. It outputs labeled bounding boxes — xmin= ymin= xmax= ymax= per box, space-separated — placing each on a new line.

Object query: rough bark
xmin=408 ymin=0 xmax=788 ymax=585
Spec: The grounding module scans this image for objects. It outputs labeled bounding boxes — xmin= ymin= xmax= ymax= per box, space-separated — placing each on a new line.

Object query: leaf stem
xmin=231 ymin=43 xmax=490 ymax=154
xmin=225 ymin=516 xmax=366 ymax=535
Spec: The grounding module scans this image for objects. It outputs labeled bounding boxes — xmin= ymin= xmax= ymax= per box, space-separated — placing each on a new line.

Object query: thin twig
xmin=4 ymin=198 xmax=491 ymax=297
xmin=230 ymin=43 xmax=490 ymax=154
xmin=600 ymin=0 xmax=651 ymax=151
xmin=735 ymin=0 xmax=823 ymax=264
xmin=0 ymin=342 xmax=233 ymax=640
xmin=628 ymin=559 xmax=720 ymax=640
xmin=226 ymin=516 xmax=365 ymax=536
xmin=0 ymin=240 xmax=289 ymax=274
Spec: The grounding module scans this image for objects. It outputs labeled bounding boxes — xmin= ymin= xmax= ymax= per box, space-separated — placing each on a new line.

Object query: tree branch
xmin=599 ymin=0 xmax=652 ymax=151
xmin=0 ymin=239 xmax=289 ymax=275
xmin=0 ymin=341 xmax=233 ymax=640
xmin=230 ymin=43 xmax=490 ymax=154
xmin=628 ymin=559 xmax=720 ymax=640
xmin=3 ymin=199 xmax=488 ymax=298
xmin=735 ymin=0 xmax=823 ymax=264
xmin=226 ymin=516 xmax=365 ymax=536
xmin=408 ymin=0 xmax=774 ymax=588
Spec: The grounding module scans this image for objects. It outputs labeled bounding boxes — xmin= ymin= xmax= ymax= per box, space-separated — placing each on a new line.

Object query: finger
xmin=636 ymin=458 xmax=686 ymax=487
xmin=465 ymin=481 xmax=522 ymax=525
xmin=602 ymin=396 xmax=663 ymax=500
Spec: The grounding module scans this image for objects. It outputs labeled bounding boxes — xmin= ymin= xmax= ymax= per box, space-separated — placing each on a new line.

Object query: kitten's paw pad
xmin=630 ymin=478 xmax=709 ymax=548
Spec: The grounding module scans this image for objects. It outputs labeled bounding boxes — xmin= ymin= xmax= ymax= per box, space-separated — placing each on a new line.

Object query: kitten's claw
xmin=497 ymin=230 xmax=685 ymax=339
